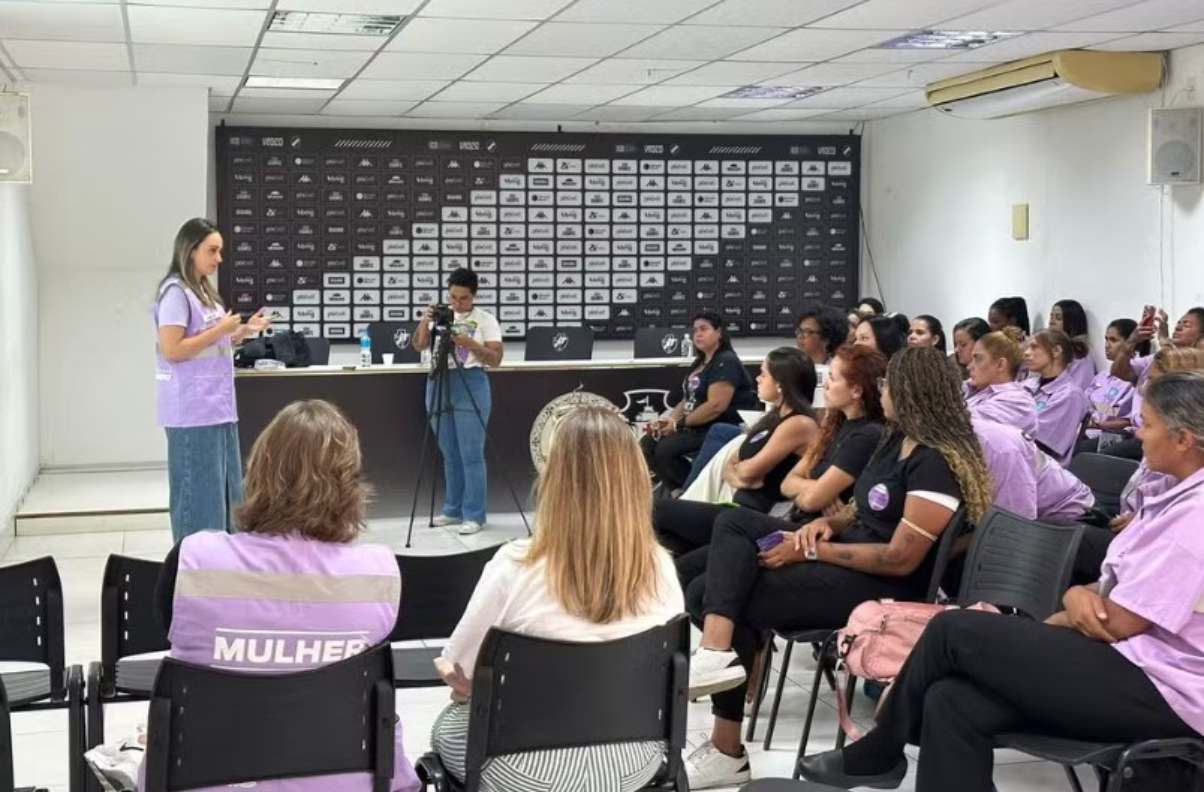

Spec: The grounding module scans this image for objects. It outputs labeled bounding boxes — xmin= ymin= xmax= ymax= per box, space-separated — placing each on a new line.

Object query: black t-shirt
xmin=810 ymin=417 xmax=884 ymax=504
xmin=681 ymin=348 xmax=757 ymax=426
xmin=849 ymin=432 xmax=962 ymax=544
xmin=732 ymin=413 xmax=809 ymax=512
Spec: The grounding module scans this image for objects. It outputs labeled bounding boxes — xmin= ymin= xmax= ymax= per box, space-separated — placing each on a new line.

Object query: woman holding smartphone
xmin=155 ymin=218 xmax=269 ymax=541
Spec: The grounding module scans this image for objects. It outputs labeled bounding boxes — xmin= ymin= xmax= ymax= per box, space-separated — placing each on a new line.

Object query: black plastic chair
xmin=391 ymin=546 xmax=500 ymax=688
xmin=305 ymin=335 xmax=331 ymax=365
xmin=995 ymin=734 xmax=1204 ymax=792
xmin=0 ymin=557 xmax=85 ymax=792
xmin=750 ymin=509 xmax=966 ymax=753
xmin=524 ymin=326 xmax=595 ymax=361
xmin=143 ymin=642 xmax=396 ymax=792
xmin=1067 ymin=453 xmax=1139 ymax=519
xmin=416 ymin=615 xmax=690 ymax=792
xmin=85 ymin=555 xmax=170 ymax=759
xmin=634 ymin=327 xmax=689 ymax=359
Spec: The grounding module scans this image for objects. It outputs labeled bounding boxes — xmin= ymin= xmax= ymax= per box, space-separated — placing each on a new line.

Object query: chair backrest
xmin=100 ymin=555 xmax=170 ymax=692
xmin=925 ymin=507 xmax=967 ymax=602
xmin=462 ymin=616 xmax=690 ymax=792
xmin=523 ymin=326 xmax=595 ymax=361
xmin=1068 ymin=452 xmax=1139 ymax=517
xmin=389 ymin=546 xmax=501 ymax=642
xmin=368 ymin=321 xmax=421 ymax=364
xmin=304 ymin=335 xmax=331 ymax=365
xmin=0 ymin=556 xmax=65 ymax=699
xmin=0 ymin=679 xmax=13 ymax=792
xmin=634 ymin=327 xmax=689 ymax=359
xmin=143 ymin=642 xmax=395 ymax=792
xmin=957 ymin=508 xmax=1084 ymax=621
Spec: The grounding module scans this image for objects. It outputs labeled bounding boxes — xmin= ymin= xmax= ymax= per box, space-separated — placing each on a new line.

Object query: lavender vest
xmin=972 ymin=416 xmax=1038 ymax=519
xmin=154 ymin=279 xmax=237 ymax=428
xmin=1034 ymin=450 xmax=1094 ymax=523
xmin=162 ymin=531 xmax=418 ymax=792
xmin=1065 ymin=354 xmax=1097 ymax=393
xmin=965 ymin=381 xmax=1038 ymax=435
xmin=1084 ymin=371 xmax=1135 ymax=439
xmin=1120 ymin=460 xmax=1178 ymax=516
xmin=1024 ymin=372 xmax=1091 ymax=464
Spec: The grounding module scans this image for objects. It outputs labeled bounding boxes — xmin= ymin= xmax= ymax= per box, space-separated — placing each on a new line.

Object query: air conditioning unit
xmin=0 ymin=92 xmax=32 ymax=183
xmin=926 ymin=50 xmax=1164 ymax=119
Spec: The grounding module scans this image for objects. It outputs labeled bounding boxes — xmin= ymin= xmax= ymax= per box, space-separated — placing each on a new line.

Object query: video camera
xmin=431 ymin=303 xmax=455 ymax=331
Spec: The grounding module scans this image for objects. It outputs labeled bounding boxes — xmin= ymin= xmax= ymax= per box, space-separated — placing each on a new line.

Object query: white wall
xmin=863 ymin=44 xmax=1204 ymax=354
xmin=0 ymin=183 xmax=39 ymax=550
xmin=27 ymin=85 xmax=209 ymax=467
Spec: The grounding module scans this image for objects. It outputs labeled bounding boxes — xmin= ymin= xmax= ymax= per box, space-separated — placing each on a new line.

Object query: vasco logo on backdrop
xmin=552 ymin=331 xmax=570 ymax=352
xmin=392 ymin=328 xmax=411 ymax=351
xmin=530 ymin=388 xmax=672 ymax=470
xmin=660 ymin=333 xmax=679 ymax=355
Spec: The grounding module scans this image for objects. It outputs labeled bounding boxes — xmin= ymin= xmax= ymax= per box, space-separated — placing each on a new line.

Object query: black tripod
xmin=405 ymin=324 xmax=530 ymax=547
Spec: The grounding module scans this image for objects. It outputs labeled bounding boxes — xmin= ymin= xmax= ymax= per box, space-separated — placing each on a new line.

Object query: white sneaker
xmin=431 ymin=515 xmax=462 ymax=527
xmin=458 ymin=520 xmax=483 ymax=535
xmin=684 ymin=741 xmax=751 ymax=790
xmin=688 ymin=647 xmax=747 ymax=698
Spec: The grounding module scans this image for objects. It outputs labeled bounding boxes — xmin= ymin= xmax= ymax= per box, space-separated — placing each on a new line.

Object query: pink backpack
xmin=833 ymin=599 xmax=999 ymax=738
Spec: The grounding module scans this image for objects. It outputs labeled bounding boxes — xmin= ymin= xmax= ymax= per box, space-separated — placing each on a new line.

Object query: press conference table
xmin=235 ymin=355 xmax=764 ymax=519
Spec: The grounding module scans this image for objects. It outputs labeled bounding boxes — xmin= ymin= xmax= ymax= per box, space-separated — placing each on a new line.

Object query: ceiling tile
xmin=250 ymin=48 xmax=373 ymax=78
xmin=786 ymin=85 xmax=909 ymax=107
xmin=276 ymin=0 xmax=422 ymax=12
xmin=259 ymin=31 xmax=388 ymax=51
xmin=861 ymin=89 xmax=932 ymax=109
xmin=665 ymin=60 xmax=801 ymax=86
xmin=358 ymin=51 xmax=486 ymax=80
xmin=565 ymin=58 xmax=704 ymax=84
xmin=939 ymin=0 xmax=1137 ymax=32
xmin=609 ymin=84 xmax=730 ymax=106
xmin=432 ymin=80 xmax=543 ymax=101
xmin=336 ymin=78 xmax=448 ymax=100
xmin=0 ymin=2 xmax=126 ymax=43
xmin=573 ymin=104 xmax=678 ymax=121
xmin=210 ymin=95 xmax=232 ymax=111
xmin=133 ymin=44 xmax=253 ymax=76
xmin=649 ymin=105 xmax=758 ymax=120
xmin=773 ymin=61 xmax=898 ymax=87
xmin=388 ymin=18 xmax=536 ymax=54
xmin=1093 ymin=30 xmax=1204 ymax=49
xmin=136 ymin=72 xmax=244 ymax=95
xmin=127 ymin=6 xmax=268 ymax=46
xmin=131 ymin=0 xmax=270 ymax=8
xmin=237 ymin=86 xmax=336 ymax=99
xmin=811 ymin=107 xmax=906 ymax=120
xmin=321 ymin=99 xmax=415 ymax=115
xmin=503 ymin=22 xmax=662 ymax=57
xmin=417 ymin=0 xmax=573 ymax=20
xmin=1054 ymin=0 xmax=1204 ymax=32
xmin=694 ymin=96 xmax=794 ymax=108
xmin=556 ymin=0 xmax=717 ymax=24
xmin=940 ymin=30 xmax=1124 ymax=61
xmin=809 ymin=0 xmax=1004 ymax=29
xmin=5 ymin=40 xmax=128 ymax=71
xmin=732 ymin=106 xmax=834 ymax=121
xmin=620 ymin=25 xmax=785 ymax=60
xmin=489 ymin=102 xmax=596 ymax=119
xmin=1166 ymin=19 xmax=1204 ymax=32
xmin=18 ymin=67 xmax=133 ymax=86
xmin=230 ymin=95 xmax=330 ymax=113
xmin=407 ymin=101 xmax=510 ymax=117
xmin=731 ymin=28 xmax=906 ymax=61
xmin=687 ymin=0 xmax=865 ymax=28
xmin=525 ymin=82 xmax=643 ymax=104
xmin=850 ymin=62 xmax=972 ymax=88
xmin=463 ymin=55 xmax=597 ymax=82
xmin=829 ymin=47 xmax=952 ymax=63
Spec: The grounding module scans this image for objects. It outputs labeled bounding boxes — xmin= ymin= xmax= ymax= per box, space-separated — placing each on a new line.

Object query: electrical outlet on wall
xmin=1011 ymin=203 xmax=1029 ymax=240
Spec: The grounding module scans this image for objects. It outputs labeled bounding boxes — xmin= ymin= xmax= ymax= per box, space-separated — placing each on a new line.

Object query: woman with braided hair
xmin=681 ymin=347 xmax=992 ymax=790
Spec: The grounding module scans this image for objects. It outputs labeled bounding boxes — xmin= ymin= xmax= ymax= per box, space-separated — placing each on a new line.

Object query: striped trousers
xmin=431 ymin=702 xmax=666 ymax=792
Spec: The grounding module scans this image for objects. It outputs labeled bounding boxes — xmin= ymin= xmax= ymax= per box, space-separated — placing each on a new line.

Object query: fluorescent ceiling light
xmin=877 ymin=29 xmax=1020 ymax=50
xmin=268 ymin=11 xmax=402 ymax=36
xmin=721 ymin=85 xmax=823 ymax=99
xmin=245 ymin=76 xmax=345 ymax=90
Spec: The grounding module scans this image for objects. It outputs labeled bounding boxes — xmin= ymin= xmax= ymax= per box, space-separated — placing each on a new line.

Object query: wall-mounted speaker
xmin=0 ymin=92 xmax=31 ymax=184
xmin=1149 ymin=106 xmax=1201 ymax=186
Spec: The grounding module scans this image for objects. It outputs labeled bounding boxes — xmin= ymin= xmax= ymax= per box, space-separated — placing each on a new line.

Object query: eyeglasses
xmin=795 ymin=328 xmax=820 ymax=338
xmin=877 ymin=377 xmax=889 ymax=391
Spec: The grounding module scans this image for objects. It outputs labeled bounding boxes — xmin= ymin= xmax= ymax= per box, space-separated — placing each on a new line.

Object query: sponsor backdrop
xmin=216 ymin=126 xmax=860 ymax=342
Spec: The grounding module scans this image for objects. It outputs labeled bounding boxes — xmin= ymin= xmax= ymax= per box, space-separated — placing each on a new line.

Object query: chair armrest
xmin=415 ymin=752 xmax=449 ymax=792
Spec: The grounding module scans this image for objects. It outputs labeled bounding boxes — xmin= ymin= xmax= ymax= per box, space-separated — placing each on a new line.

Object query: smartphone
xmin=1140 ymin=304 xmax=1156 ymax=331
xmin=756 ymin=532 xmax=785 ymax=551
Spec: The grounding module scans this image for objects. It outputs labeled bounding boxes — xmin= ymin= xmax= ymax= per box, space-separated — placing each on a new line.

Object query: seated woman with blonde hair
xmin=431 ymin=406 xmax=685 ymax=791
xmin=148 ymin=399 xmax=420 ymax=791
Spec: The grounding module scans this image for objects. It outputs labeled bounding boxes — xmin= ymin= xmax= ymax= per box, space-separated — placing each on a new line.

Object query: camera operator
xmin=412 ymin=268 xmax=504 ymax=535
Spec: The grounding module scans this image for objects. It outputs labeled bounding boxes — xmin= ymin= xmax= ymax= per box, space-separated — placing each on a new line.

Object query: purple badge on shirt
xmin=868 ymin=483 xmax=890 ymax=511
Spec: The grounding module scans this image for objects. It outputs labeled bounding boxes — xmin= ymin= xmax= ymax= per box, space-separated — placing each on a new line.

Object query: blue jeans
xmin=165 ymin=422 xmax=243 ymax=543
xmin=425 ymin=368 xmax=491 ymax=524
xmin=682 ymin=423 xmax=744 ymax=488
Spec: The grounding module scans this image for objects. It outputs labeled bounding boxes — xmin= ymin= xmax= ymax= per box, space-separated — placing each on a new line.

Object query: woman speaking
xmin=154 ymin=218 xmax=269 ymax=542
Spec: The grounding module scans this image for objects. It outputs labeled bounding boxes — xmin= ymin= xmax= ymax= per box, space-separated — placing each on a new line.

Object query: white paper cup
xmin=382 ymin=353 xmax=395 ymax=365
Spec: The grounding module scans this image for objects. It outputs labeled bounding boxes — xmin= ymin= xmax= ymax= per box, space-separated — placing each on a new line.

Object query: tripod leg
xmin=406 ymin=374 xmax=439 ymax=548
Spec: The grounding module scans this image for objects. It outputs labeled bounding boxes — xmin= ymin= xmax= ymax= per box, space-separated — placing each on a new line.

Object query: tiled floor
xmin=4 ymin=514 xmax=1086 ymax=792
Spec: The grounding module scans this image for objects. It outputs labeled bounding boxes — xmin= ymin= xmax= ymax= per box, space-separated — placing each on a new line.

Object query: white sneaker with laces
xmin=684 ymin=741 xmax=751 ymax=790
xmin=458 ymin=520 xmax=483 ymax=535
xmin=431 ymin=515 xmax=462 ymax=527
xmin=688 ymin=647 xmax=746 ymax=698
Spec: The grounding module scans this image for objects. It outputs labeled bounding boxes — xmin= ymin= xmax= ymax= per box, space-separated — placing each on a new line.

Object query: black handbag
xmin=234 ymin=331 xmax=312 ymax=368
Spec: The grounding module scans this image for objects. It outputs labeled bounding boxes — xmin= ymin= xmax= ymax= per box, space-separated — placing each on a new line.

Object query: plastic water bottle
xmin=681 ymin=332 xmax=693 ymax=358
xmin=359 ymin=330 xmax=372 ymax=367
